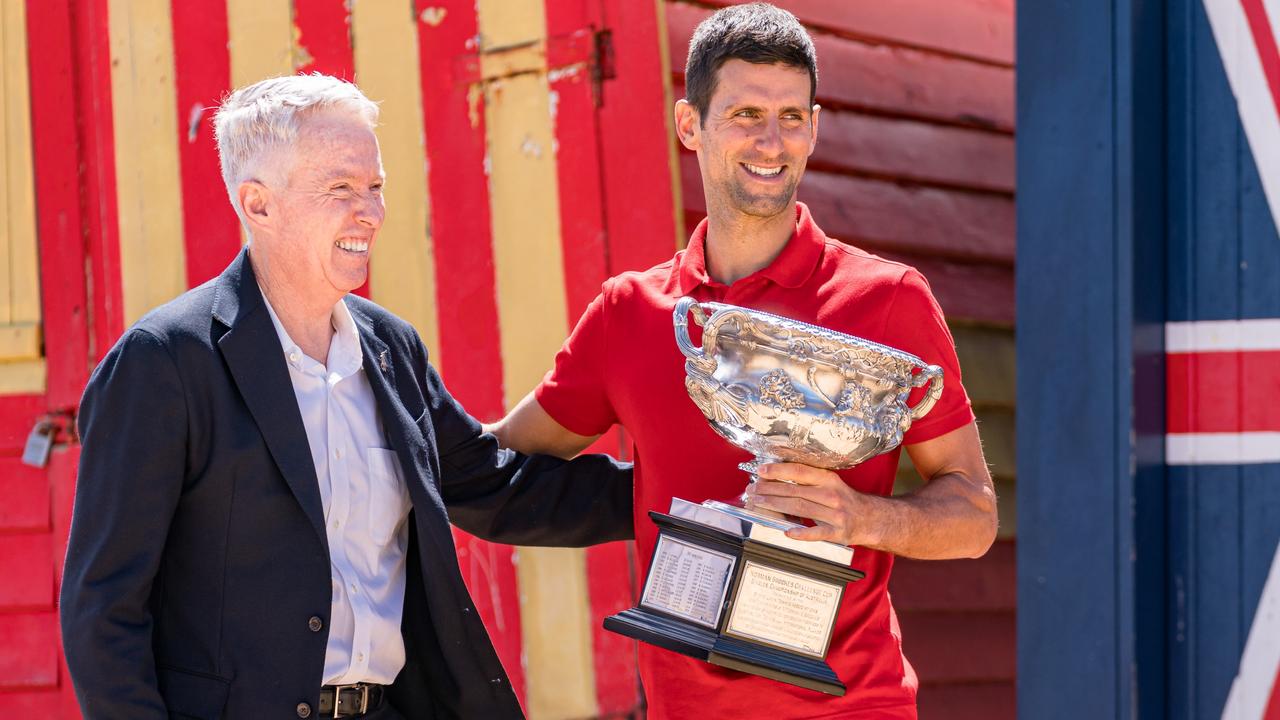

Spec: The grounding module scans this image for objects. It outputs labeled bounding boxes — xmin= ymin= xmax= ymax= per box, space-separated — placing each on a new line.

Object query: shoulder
xmin=126 ymin=281 xmax=220 ymax=352
xmin=820 ymin=239 xmax=917 ymax=289
xmin=600 ymin=255 xmax=679 ymax=305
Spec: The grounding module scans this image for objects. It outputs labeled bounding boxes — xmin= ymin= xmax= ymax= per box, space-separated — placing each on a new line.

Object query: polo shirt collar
xmin=676 ymin=201 xmax=825 ymax=294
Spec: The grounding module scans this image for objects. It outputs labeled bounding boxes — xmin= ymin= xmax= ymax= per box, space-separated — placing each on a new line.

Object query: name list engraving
xmin=725 ymin=561 xmax=842 ymax=657
xmin=640 ymin=536 xmax=736 ymax=628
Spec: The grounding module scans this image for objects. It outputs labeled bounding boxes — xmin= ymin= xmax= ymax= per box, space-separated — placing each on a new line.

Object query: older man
xmin=60 ymin=74 xmax=631 ymax=720
xmin=489 ymin=4 xmax=998 ymax=718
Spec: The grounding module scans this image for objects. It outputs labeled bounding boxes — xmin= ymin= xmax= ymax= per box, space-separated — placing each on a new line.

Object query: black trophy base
xmin=604 ymin=607 xmax=846 ymax=696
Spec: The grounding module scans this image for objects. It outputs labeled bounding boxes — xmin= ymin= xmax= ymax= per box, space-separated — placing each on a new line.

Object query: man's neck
xmin=249 ymin=248 xmax=338 ymax=364
xmin=703 ymin=200 xmax=797 ymax=285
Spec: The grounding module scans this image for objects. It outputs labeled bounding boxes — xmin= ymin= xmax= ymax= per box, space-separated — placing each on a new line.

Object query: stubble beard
xmin=723 ymin=172 xmax=799 ymax=220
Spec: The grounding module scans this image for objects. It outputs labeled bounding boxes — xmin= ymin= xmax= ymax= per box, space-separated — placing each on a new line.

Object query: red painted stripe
xmin=598 ymin=0 xmax=681 ymax=274
xmin=293 ymin=0 xmax=355 ymax=81
xmin=171 ymin=0 xmax=240 ymax=289
xmin=416 ymin=1 xmax=523 ymax=705
xmin=1166 ymin=350 xmax=1280 ymax=433
xmin=0 ymin=396 xmax=45 ymax=453
xmin=1239 ymin=0 xmax=1280 ymax=125
xmin=293 ymin=0 xmax=367 ymax=299
xmin=415 ymin=1 xmax=504 ymax=418
xmin=1265 ymin=670 xmax=1280 ymax=720
xmin=25 ymin=0 xmax=97 ymax=400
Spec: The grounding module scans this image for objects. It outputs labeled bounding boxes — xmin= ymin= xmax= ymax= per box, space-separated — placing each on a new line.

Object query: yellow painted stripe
xmin=2 ymin=0 xmax=39 ymax=328
xmin=226 ymin=0 xmax=295 ymax=87
xmin=108 ymin=0 xmax=187 ymax=325
xmin=0 ymin=360 xmax=46 ymax=395
xmin=0 ymin=324 xmax=41 ymax=360
xmin=351 ymin=3 xmax=441 ymax=365
xmin=476 ymin=1 xmax=595 ymax=717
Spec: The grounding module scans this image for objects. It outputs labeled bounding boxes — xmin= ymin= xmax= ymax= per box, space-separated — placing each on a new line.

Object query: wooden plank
xmin=415 ymin=0 xmax=505 ymax=411
xmin=353 ymin=0 xmax=439 ymax=356
xmin=953 ymin=324 xmax=1016 ymax=408
xmin=666 ymin=2 xmax=1015 ymax=131
xmin=473 ymin=1 xmax=594 ymax=716
xmin=0 ymin=611 xmax=58 ymax=689
xmin=896 ymin=609 xmax=1016 ymax=682
xmin=170 ymin=0 xmax=241 ymax=289
xmin=0 ymin=361 xmax=46 ymax=395
xmin=226 ymin=0 xmax=294 ymax=87
xmin=0 ymin=458 xmax=49 ymax=531
xmin=889 ymin=539 xmax=1016 ymax=613
xmin=0 ymin=324 xmax=40 ymax=361
xmin=0 ymin=534 xmax=53 ymax=608
xmin=691 ymin=0 xmax=1015 ymax=66
xmin=598 ymin=0 xmax=684 ymax=273
xmin=0 ymin=395 xmax=43 ymax=451
xmin=673 ymin=77 xmax=1014 ymax=192
xmin=2 ymin=0 xmax=39 ymax=328
xmin=916 ymin=681 xmax=1016 ymax=720
xmin=679 ymin=156 xmax=1015 ymax=263
xmin=293 ymin=0 xmax=354 ymax=80
xmin=107 ymin=0 xmax=188 ymax=326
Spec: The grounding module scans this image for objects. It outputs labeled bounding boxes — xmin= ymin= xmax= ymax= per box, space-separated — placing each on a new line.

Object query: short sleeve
xmin=879 ymin=268 xmax=976 ymax=445
xmin=534 ymin=283 xmax=618 ymax=436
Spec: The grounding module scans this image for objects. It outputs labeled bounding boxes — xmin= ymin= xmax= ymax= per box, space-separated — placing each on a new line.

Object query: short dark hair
xmin=684 ymin=3 xmax=818 ymax=125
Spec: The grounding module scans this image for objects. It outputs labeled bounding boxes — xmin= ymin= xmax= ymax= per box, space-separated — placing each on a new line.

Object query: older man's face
xmin=268 ymin=111 xmax=385 ymax=298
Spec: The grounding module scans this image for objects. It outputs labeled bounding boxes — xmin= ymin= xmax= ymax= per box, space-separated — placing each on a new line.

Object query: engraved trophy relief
xmin=604 ymin=297 xmax=946 ymax=696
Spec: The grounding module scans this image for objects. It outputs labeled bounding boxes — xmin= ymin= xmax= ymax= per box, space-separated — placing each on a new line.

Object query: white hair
xmin=213 ymin=73 xmax=379 ymax=227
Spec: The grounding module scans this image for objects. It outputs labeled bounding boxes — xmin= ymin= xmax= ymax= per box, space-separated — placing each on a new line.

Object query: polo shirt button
xmin=296 ymin=702 xmax=312 ymax=718
xmin=308 ymin=615 xmax=323 ymax=632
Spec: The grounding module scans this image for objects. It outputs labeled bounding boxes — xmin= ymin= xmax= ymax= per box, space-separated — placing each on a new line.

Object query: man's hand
xmin=744 ymin=463 xmax=881 ymax=547
xmin=744 ymin=422 xmax=998 ymax=560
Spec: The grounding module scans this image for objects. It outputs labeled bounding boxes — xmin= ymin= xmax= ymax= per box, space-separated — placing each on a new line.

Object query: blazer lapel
xmin=350 ymin=312 xmax=451 ymax=527
xmin=212 ymin=250 xmax=328 ymax=547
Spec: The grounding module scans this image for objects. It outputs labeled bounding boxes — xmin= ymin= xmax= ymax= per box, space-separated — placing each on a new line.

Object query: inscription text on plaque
xmin=725 ymin=561 xmax=842 ymax=657
xmin=640 ymin=536 xmax=736 ymax=628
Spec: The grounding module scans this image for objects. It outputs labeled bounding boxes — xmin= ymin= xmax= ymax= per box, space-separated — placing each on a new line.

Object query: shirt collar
xmin=257 ymin=284 xmax=364 ymax=378
xmin=676 ymin=201 xmax=826 ymax=294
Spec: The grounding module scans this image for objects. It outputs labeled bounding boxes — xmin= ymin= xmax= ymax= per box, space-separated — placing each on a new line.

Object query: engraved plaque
xmin=725 ymin=561 xmax=842 ymax=657
xmin=640 ymin=536 xmax=736 ymax=628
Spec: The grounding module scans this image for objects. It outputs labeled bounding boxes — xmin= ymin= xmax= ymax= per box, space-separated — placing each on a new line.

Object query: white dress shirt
xmin=260 ymin=288 xmax=412 ymax=685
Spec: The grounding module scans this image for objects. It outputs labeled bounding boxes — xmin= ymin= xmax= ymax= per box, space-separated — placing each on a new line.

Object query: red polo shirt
xmin=536 ymin=203 xmax=974 ymax=719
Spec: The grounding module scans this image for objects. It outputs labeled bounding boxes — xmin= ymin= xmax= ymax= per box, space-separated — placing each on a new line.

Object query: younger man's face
xmin=679 ymin=59 xmax=819 ymax=221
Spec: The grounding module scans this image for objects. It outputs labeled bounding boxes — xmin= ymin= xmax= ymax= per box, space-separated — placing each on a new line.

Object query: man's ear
xmin=808 ymin=103 xmax=821 ymax=156
xmin=674 ymin=99 xmax=701 ymax=151
xmin=238 ymin=180 xmax=272 ymax=233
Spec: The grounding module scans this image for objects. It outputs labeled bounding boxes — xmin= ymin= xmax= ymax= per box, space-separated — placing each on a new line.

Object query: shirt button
xmin=289 ymin=351 xmax=300 ymax=364
xmin=334 ymin=448 xmax=343 ymax=459
xmin=332 ymin=519 xmax=340 ymax=529
xmin=357 ymin=652 xmax=366 ymax=663
xmin=308 ymin=616 xmax=323 ymax=632
xmin=296 ymin=702 xmax=312 ymax=718
xmin=350 ymin=583 xmax=358 ymax=594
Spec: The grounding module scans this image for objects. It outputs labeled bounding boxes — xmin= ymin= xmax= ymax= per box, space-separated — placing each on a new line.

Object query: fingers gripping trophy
xmin=604 ymin=297 xmax=944 ymax=696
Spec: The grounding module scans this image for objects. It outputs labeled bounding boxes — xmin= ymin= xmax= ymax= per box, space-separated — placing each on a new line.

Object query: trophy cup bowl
xmin=604 ymin=298 xmax=945 ymax=696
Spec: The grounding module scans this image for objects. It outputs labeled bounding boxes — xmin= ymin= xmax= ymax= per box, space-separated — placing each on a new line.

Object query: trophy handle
xmin=907 ymin=364 xmax=944 ymax=420
xmin=673 ymin=296 xmax=708 ymax=360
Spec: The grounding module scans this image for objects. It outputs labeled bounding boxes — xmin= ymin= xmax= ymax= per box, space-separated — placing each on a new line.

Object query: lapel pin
xmin=379 ymin=350 xmax=390 ymax=373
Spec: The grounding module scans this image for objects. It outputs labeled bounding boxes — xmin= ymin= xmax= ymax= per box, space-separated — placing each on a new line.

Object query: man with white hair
xmin=60 ymin=74 xmax=632 ymax=720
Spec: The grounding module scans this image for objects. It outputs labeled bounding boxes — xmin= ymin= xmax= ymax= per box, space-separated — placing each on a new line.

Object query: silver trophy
xmin=605 ymin=298 xmax=943 ymax=696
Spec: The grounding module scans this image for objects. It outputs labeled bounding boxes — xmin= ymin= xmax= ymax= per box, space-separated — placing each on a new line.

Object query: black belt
xmin=318 ymin=682 xmax=386 ymax=718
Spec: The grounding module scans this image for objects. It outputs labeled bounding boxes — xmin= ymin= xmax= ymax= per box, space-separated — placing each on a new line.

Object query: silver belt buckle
xmin=332 ymin=683 xmax=370 ymax=718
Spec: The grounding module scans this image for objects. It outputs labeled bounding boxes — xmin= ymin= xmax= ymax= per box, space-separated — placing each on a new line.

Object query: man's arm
xmin=744 ymin=421 xmax=998 ymax=559
xmin=483 ymin=391 xmax=599 ymax=459
xmin=61 ymin=329 xmax=185 ymax=718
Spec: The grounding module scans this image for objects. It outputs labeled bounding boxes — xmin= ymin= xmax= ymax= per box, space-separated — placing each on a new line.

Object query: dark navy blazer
xmin=60 ymin=250 xmax=633 ymax=719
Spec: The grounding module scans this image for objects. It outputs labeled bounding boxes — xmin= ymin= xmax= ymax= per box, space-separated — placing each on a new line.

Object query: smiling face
xmin=678 ymin=59 xmax=818 ymax=222
xmin=246 ymin=110 xmax=385 ymax=304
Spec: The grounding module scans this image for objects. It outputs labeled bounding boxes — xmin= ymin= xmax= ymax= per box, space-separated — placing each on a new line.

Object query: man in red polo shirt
xmin=489 ymin=4 xmax=997 ymax=717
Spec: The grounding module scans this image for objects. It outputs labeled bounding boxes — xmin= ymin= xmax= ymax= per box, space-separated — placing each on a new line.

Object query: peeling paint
xmin=467 ymin=83 xmax=483 ymax=129
xmin=547 ymin=63 xmax=585 ymax=84
xmin=419 ymin=6 xmax=447 ymax=27
xmin=520 ymin=135 xmax=542 ymax=159
xmin=291 ymin=23 xmax=314 ymax=71
xmin=483 ymin=153 xmax=492 ymax=177
xmin=548 ymin=89 xmax=560 ymax=120
xmin=187 ymin=103 xmax=206 ymax=143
